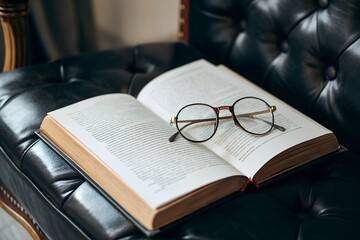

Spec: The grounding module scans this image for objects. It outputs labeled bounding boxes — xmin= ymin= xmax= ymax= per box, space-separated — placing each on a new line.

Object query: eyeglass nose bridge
xmin=214 ymin=105 xmax=240 ymax=126
xmin=216 ymin=106 xmax=232 ymax=111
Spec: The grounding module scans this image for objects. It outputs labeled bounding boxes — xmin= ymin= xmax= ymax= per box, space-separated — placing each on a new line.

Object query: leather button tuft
xmin=280 ymin=41 xmax=289 ymax=53
xmin=240 ymin=20 xmax=246 ymax=31
xmin=319 ymin=0 xmax=328 ymax=8
xmin=325 ymin=66 xmax=337 ymax=80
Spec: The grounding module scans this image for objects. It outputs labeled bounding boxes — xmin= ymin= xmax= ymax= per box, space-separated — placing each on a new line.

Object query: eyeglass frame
xmin=169 ymin=96 xmax=286 ymax=143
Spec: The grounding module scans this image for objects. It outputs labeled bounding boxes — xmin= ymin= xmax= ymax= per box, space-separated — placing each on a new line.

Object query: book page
xmin=48 ymin=94 xmax=242 ymax=209
xmin=137 ymin=60 xmax=333 ymax=178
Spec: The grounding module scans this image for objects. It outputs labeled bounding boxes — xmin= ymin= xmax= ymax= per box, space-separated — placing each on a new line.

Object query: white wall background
xmin=92 ymin=0 xmax=180 ymax=49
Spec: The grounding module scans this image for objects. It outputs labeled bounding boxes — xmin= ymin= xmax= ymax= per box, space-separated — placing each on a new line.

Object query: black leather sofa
xmin=1 ymin=0 xmax=360 ymax=239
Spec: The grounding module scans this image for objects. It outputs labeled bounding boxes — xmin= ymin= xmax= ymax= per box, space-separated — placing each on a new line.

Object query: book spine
xmin=241 ymin=178 xmax=259 ymax=192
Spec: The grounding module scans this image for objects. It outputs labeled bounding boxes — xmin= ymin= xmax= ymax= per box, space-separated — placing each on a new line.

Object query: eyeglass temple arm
xmin=169 ymin=106 xmax=285 ymax=142
xmin=169 ymin=115 xmax=223 ymax=142
xmin=169 ymin=121 xmax=198 ymax=142
xmin=236 ymin=108 xmax=286 ymax=131
xmin=227 ymin=107 xmax=285 ymax=131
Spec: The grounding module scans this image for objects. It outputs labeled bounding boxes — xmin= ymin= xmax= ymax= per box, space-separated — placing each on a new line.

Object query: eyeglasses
xmin=169 ymin=96 xmax=286 ymax=143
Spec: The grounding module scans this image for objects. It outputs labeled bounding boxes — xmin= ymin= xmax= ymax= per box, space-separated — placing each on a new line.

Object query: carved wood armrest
xmin=0 ymin=181 xmax=48 ymax=240
xmin=0 ymin=0 xmax=29 ymax=72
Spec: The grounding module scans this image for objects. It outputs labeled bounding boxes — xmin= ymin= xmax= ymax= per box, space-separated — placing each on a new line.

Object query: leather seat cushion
xmin=0 ymin=42 xmax=201 ymax=239
xmin=1 ymin=41 xmax=360 ymax=239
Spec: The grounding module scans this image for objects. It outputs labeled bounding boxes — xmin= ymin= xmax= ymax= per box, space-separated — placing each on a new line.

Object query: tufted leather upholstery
xmin=0 ymin=0 xmax=360 ymax=239
xmin=188 ymin=0 xmax=360 ymax=153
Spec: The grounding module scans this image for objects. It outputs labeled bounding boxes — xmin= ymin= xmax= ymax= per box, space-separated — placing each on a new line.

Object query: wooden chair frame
xmin=0 ymin=0 xmax=29 ymax=72
xmin=178 ymin=0 xmax=190 ymax=42
xmin=0 ymin=0 xmax=189 ymax=239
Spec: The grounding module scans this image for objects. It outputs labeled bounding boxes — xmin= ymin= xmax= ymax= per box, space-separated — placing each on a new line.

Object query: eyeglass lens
xmin=233 ymin=97 xmax=274 ymax=135
xmin=176 ymin=104 xmax=218 ymax=142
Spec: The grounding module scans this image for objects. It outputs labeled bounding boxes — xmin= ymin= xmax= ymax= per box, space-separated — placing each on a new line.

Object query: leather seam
xmin=0 ymin=146 xmax=90 ymax=238
xmin=20 ymin=138 xmax=40 ymax=170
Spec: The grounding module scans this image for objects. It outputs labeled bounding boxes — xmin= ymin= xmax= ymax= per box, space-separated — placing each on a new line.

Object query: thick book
xmin=38 ymin=60 xmax=339 ymax=234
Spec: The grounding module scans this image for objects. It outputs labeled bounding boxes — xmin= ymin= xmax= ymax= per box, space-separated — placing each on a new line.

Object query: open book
xmin=38 ymin=60 xmax=339 ymax=234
